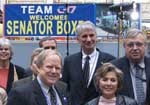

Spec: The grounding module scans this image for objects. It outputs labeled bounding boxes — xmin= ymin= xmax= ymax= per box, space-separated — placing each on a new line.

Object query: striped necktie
xmin=134 ymin=64 xmax=145 ymax=104
xmin=49 ymin=87 xmax=57 ymax=105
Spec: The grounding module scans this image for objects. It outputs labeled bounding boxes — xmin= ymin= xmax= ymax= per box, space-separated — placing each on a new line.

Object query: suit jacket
xmin=7 ymin=79 xmax=71 ymax=105
xmin=111 ymin=56 xmax=150 ymax=105
xmin=25 ymin=67 xmax=33 ymax=77
xmin=13 ymin=76 xmax=33 ymax=88
xmin=6 ymin=62 xmax=26 ymax=93
xmin=62 ymin=49 xmax=115 ymax=105
xmin=85 ymin=95 xmax=138 ymax=105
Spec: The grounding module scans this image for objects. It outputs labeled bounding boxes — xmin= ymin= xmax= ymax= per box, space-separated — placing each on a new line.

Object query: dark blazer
xmin=62 ymin=49 xmax=115 ymax=105
xmin=7 ymin=79 xmax=71 ymax=105
xmin=13 ymin=76 xmax=33 ymax=88
xmin=111 ymin=56 xmax=150 ymax=105
xmin=25 ymin=67 xmax=33 ymax=77
xmin=6 ymin=62 xmax=26 ymax=93
xmin=85 ymin=95 xmax=138 ymax=105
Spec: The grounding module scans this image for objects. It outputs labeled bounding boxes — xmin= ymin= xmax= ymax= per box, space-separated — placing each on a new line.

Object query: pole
xmin=66 ymin=4 xmax=69 ymax=56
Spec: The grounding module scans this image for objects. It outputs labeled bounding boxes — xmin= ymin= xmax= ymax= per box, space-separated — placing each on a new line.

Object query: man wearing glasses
xmin=111 ymin=28 xmax=150 ymax=105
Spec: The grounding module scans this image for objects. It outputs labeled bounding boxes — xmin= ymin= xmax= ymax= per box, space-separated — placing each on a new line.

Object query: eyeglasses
xmin=126 ymin=42 xmax=145 ymax=48
xmin=44 ymin=46 xmax=56 ymax=50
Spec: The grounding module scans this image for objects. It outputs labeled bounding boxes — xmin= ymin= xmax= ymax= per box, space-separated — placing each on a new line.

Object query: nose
xmin=51 ymin=67 xmax=56 ymax=73
xmin=133 ymin=44 xmax=138 ymax=50
xmin=106 ymin=80 xmax=111 ymax=85
xmin=87 ymin=36 xmax=91 ymax=41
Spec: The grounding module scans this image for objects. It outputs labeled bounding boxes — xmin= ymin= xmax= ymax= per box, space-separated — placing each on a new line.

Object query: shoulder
xmin=13 ymin=76 xmax=32 ymax=88
xmin=10 ymin=63 xmax=26 ymax=78
xmin=64 ymin=52 xmax=81 ymax=64
xmin=117 ymin=95 xmax=138 ymax=105
xmin=14 ymin=64 xmax=25 ymax=71
xmin=85 ymin=97 xmax=99 ymax=105
xmin=7 ymin=83 xmax=32 ymax=105
xmin=64 ymin=52 xmax=81 ymax=60
xmin=111 ymin=56 xmax=128 ymax=66
xmin=98 ymin=50 xmax=116 ymax=62
xmin=55 ymin=80 xmax=67 ymax=90
xmin=10 ymin=63 xmax=25 ymax=72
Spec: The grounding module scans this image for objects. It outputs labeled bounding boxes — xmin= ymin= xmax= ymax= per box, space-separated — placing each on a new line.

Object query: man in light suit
xmin=62 ymin=21 xmax=115 ymax=105
xmin=111 ymin=28 xmax=150 ymax=105
xmin=7 ymin=50 xmax=70 ymax=105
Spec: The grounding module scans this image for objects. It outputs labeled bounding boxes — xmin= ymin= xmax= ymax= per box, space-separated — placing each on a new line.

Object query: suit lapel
xmin=54 ymin=82 xmax=68 ymax=105
xmin=144 ymin=57 xmax=150 ymax=94
xmin=32 ymin=79 xmax=47 ymax=105
xmin=76 ymin=52 xmax=85 ymax=85
xmin=88 ymin=51 xmax=102 ymax=87
xmin=95 ymin=51 xmax=103 ymax=70
xmin=116 ymin=95 xmax=126 ymax=105
xmin=122 ymin=57 xmax=134 ymax=98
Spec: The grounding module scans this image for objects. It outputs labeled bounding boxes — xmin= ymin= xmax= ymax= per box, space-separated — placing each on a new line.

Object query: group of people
xmin=0 ymin=21 xmax=149 ymax=105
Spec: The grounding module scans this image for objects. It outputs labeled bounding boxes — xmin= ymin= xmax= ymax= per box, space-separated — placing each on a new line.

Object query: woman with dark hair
xmin=0 ymin=38 xmax=26 ymax=93
xmin=85 ymin=63 xmax=138 ymax=105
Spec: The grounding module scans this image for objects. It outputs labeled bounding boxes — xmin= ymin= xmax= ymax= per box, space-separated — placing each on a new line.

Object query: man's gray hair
xmin=36 ymin=50 xmax=62 ymax=68
xmin=126 ymin=28 xmax=146 ymax=42
xmin=75 ymin=21 xmax=97 ymax=36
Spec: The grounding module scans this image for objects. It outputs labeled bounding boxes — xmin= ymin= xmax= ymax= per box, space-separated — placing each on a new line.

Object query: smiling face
xmin=77 ymin=28 xmax=97 ymax=54
xmin=99 ymin=71 xmax=118 ymax=99
xmin=124 ymin=34 xmax=146 ymax=63
xmin=0 ymin=45 xmax=11 ymax=61
xmin=38 ymin=54 xmax=61 ymax=86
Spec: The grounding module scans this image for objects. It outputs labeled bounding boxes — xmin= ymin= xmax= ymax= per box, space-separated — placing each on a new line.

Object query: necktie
xmin=83 ymin=56 xmax=90 ymax=87
xmin=49 ymin=87 xmax=57 ymax=105
xmin=134 ymin=64 xmax=145 ymax=104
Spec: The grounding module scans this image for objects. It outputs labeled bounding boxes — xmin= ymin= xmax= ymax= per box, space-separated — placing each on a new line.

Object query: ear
xmin=35 ymin=65 xmax=40 ymax=74
xmin=59 ymin=73 xmax=62 ymax=78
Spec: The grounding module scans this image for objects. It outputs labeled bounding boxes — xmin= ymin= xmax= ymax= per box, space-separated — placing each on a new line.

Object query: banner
xmin=4 ymin=4 xmax=96 ymax=38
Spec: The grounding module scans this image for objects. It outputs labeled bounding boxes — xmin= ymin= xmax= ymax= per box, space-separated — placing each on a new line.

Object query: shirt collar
xmin=37 ymin=76 xmax=54 ymax=94
xmin=82 ymin=48 xmax=97 ymax=59
xmin=130 ymin=59 xmax=145 ymax=69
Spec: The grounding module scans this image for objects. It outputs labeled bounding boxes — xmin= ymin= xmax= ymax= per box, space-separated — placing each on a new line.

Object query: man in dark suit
xmin=111 ymin=28 xmax=150 ymax=105
xmin=62 ymin=21 xmax=115 ymax=105
xmin=7 ymin=50 xmax=70 ymax=105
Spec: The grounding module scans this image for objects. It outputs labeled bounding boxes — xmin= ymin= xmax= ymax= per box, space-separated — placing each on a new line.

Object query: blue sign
xmin=4 ymin=4 xmax=96 ymax=36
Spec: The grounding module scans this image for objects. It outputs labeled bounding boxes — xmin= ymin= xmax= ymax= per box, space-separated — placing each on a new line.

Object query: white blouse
xmin=98 ymin=96 xmax=116 ymax=105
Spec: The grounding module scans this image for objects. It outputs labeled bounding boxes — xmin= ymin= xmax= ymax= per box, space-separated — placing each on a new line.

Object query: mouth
xmin=104 ymin=88 xmax=113 ymax=91
xmin=0 ymin=54 xmax=9 ymax=58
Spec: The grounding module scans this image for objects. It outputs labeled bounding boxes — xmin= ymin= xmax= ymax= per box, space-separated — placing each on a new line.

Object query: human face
xmin=99 ymin=71 xmax=118 ymax=99
xmin=0 ymin=45 xmax=11 ymax=61
xmin=38 ymin=54 xmax=61 ymax=86
xmin=30 ymin=55 xmax=39 ymax=76
xmin=42 ymin=40 xmax=56 ymax=50
xmin=124 ymin=34 xmax=146 ymax=63
xmin=77 ymin=28 xmax=97 ymax=54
